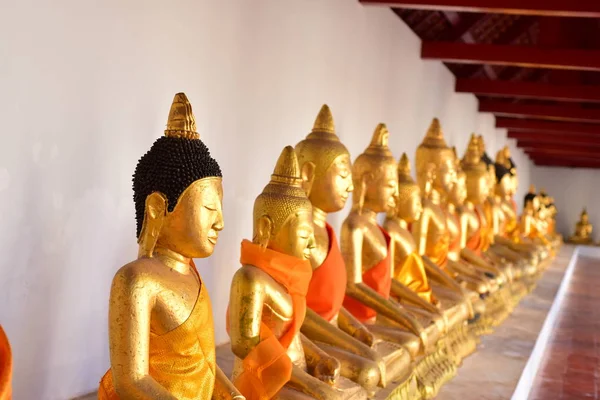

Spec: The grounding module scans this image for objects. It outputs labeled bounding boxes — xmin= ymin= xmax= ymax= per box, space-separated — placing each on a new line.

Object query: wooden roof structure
xmin=361 ymin=0 xmax=600 ymax=168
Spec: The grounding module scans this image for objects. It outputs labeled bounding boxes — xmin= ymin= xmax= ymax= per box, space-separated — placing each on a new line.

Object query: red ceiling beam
xmin=520 ymin=143 xmax=600 ymax=153
xmin=533 ymin=159 xmax=600 ymax=169
xmin=359 ymin=0 xmax=600 ymax=17
xmin=456 ymin=79 xmax=600 ymax=103
xmin=421 ymin=42 xmax=600 ymax=71
xmin=510 ymin=132 xmax=600 ymax=146
xmin=497 ymin=118 xmax=600 ymax=135
xmin=479 ymin=101 xmax=600 ymax=123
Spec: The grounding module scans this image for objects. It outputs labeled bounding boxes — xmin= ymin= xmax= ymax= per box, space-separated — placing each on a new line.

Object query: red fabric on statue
xmin=305 ymin=224 xmax=347 ymax=322
xmin=343 ymin=227 xmax=392 ymax=322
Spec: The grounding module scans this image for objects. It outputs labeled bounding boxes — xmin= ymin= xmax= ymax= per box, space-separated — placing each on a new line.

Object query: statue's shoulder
xmin=232 ymin=263 xmax=270 ymax=289
xmin=112 ymin=258 xmax=163 ymax=292
xmin=342 ymin=211 xmax=367 ymax=231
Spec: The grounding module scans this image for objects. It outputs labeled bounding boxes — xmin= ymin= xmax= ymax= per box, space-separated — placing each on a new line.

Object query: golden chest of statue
xmin=422 ymin=199 xmax=448 ymax=252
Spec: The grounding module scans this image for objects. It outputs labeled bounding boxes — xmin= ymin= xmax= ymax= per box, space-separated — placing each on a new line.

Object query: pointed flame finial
xmin=311 ymin=104 xmax=336 ymax=135
xmin=270 ymin=146 xmax=303 ymax=187
xmin=164 ymin=92 xmax=198 ymax=140
xmin=398 ymin=152 xmax=411 ymax=177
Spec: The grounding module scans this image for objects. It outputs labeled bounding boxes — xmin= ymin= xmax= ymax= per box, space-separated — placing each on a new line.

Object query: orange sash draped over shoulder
xmin=306 ymin=224 xmax=347 ymax=322
xmin=343 ymin=227 xmax=392 ymax=322
xmin=0 ymin=326 xmax=11 ymax=400
xmin=99 ymin=263 xmax=216 ymax=400
xmin=394 ymin=251 xmax=433 ymax=303
xmin=231 ymin=240 xmax=312 ymax=400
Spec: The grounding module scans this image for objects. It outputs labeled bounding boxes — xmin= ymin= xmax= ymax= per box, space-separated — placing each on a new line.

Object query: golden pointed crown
xmin=364 ymin=123 xmax=393 ymax=157
xmin=461 ymin=134 xmax=484 ymax=169
xmin=477 ymin=134 xmax=486 ymax=152
xmin=164 ymin=93 xmax=199 ymax=140
xmin=269 ymin=146 xmax=304 ymax=188
xmin=308 ymin=104 xmax=337 ymax=138
xmin=419 ymin=118 xmax=448 ymax=149
xmin=416 ymin=118 xmax=454 ymax=186
xmin=295 ymin=104 xmax=350 ymax=179
xmin=582 ymin=207 xmax=588 ymax=216
xmin=397 ymin=153 xmax=412 ymax=183
xmin=528 ymin=184 xmax=536 ymax=194
xmin=254 ymin=146 xmax=312 ymax=237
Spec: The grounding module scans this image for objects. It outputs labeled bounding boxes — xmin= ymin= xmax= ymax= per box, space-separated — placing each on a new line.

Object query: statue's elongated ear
xmin=254 ymin=215 xmax=273 ymax=249
xmin=137 ymin=192 xmax=167 ymax=258
xmin=300 ymin=161 xmax=316 ymax=197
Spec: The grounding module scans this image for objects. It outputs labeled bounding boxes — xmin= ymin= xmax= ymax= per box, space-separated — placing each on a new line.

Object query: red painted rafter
xmin=533 ymin=159 xmax=600 ymax=168
xmin=421 ymin=42 xmax=600 ymax=71
xmin=479 ymin=101 xmax=600 ymax=123
xmin=496 ymin=118 xmax=600 ymax=135
xmin=509 ymin=132 xmax=600 ymax=146
xmin=456 ymin=79 xmax=600 ymax=103
xmin=520 ymin=143 xmax=600 ymax=153
xmin=359 ymin=0 xmax=600 ymax=17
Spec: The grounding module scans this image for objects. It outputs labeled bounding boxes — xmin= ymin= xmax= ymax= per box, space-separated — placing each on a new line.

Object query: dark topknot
xmin=495 ymin=163 xmax=510 ymax=183
xmin=508 ymin=157 xmax=516 ymax=175
xmin=481 ymin=152 xmax=493 ymax=166
xmin=132 ymin=136 xmax=222 ymax=237
xmin=524 ymin=192 xmax=537 ymax=208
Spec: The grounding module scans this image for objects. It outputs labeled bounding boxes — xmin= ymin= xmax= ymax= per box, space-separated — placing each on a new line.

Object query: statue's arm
xmin=416 ymin=207 xmax=431 ymax=256
xmin=299 ymin=333 xmax=340 ymax=385
xmin=302 ymin=307 xmax=377 ymax=357
xmin=228 ymin=266 xmax=263 ymax=359
xmin=108 ymin=267 xmax=178 ymax=400
xmin=341 ymin=220 xmax=425 ymax=340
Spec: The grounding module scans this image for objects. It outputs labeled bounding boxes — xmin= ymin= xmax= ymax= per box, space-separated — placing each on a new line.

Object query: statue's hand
xmin=313 ymin=355 xmax=341 ymax=385
xmin=352 ymin=327 xmax=375 ymax=348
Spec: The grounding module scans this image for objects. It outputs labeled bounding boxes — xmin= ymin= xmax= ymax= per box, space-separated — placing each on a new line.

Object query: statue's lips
xmin=207 ymin=236 xmax=218 ymax=245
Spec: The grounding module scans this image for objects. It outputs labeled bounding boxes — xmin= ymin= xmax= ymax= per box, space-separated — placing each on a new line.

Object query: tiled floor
xmin=528 ymin=255 xmax=600 ymax=400
xmin=436 ymin=245 xmax=575 ymax=400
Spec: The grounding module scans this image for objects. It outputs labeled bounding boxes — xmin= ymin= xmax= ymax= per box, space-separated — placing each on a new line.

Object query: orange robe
xmin=466 ymin=208 xmax=491 ymax=256
xmin=230 ymin=240 xmax=312 ymax=400
xmin=394 ymin=251 xmax=433 ymax=303
xmin=305 ymin=223 xmax=347 ymax=322
xmin=0 ymin=326 xmax=11 ymax=400
xmin=428 ymin=232 xmax=450 ymax=271
xmin=99 ymin=264 xmax=216 ymax=400
xmin=343 ymin=227 xmax=392 ymax=322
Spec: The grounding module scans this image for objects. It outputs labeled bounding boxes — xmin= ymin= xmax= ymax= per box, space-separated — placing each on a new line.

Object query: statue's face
xmin=450 ymin=176 xmax=467 ymax=206
xmin=271 ymin=210 xmax=315 ymax=260
xmin=405 ymin=190 xmax=423 ymax=222
xmin=582 ymin=213 xmax=589 ymax=224
xmin=367 ymin=164 xmax=398 ymax=213
xmin=496 ymin=175 xmax=512 ymax=198
xmin=467 ymin=171 xmax=489 ymax=205
xmin=437 ymin=159 xmax=457 ymax=195
xmin=160 ymin=177 xmax=224 ymax=258
xmin=310 ymin=154 xmax=353 ymax=213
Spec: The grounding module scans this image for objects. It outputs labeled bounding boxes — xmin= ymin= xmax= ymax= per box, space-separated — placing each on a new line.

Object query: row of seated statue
xmin=94 ymin=93 xmax=561 ymax=400
xmin=567 ymin=208 xmax=594 ymax=245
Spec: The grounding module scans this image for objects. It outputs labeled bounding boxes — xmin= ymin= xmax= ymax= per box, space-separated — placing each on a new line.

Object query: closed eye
xmin=204 ymin=205 xmax=218 ymax=211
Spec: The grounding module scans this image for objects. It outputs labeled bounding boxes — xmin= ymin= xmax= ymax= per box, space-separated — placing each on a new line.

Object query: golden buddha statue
xmin=411 ymin=118 xmax=477 ymax=363
xmin=568 ymin=208 xmax=593 ymax=245
xmin=489 ymin=149 xmax=541 ymax=277
xmin=228 ymin=146 xmax=366 ymax=400
xmin=0 ymin=326 xmax=11 ymax=400
xmin=295 ymin=105 xmax=412 ymax=396
xmin=340 ymin=124 xmax=461 ymax=399
xmin=99 ymin=93 xmax=242 ymax=400
xmin=520 ymin=187 xmax=553 ymax=263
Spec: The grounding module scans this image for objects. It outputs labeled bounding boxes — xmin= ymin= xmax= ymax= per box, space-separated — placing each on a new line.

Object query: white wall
xmin=531 ymin=166 xmax=599 ymax=240
xmin=0 ymin=0 xmax=532 ymax=398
